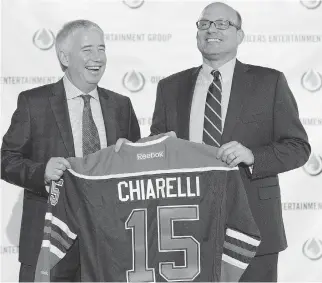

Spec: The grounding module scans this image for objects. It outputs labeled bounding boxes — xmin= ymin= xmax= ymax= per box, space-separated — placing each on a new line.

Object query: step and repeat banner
xmin=1 ymin=0 xmax=322 ymax=281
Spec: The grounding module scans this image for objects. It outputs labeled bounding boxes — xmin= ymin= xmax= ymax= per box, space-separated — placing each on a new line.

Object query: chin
xmin=204 ymin=53 xmax=222 ymax=61
xmin=87 ymin=80 xmax=101 ymax=87
xmin=85 ymin=75 xmax=103 ymax=84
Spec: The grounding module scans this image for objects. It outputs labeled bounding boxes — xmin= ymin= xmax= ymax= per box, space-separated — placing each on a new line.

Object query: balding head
xmin=199 ymin=2 xmax=242 ymax=29
xmin=196 ymin=2 xmax=244 ymax=67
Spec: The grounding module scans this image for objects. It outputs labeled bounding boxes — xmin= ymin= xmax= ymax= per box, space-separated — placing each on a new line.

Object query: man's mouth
xmin=207 ymin=38 xmax=222 ymax=43
xmin=86 ymin=66 xmax=101 ymax=71
xmin=85 ymin=66 xmax=102 ymax=75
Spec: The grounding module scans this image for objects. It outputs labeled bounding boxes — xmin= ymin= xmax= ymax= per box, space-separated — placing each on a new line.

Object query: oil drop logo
xmin=123 ymin=0 xmax=145 ymax=9
xmin=303 ymin=153 xmax=322 ymax=176
xmin=123 ymin=70 xmax=145 ymax=92
xmin=300 ymin=0 xmax=321 ymax=9
xmin=301 ymin=69 xmax=322 ymax=92
xmin=303 ymin=238 xmax=322 ymax=260
xmin=33 ymin=28 xmax=55 ymax=50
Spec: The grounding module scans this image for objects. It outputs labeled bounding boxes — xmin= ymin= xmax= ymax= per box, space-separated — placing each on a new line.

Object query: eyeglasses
xmin=196 ymin=20 xmax=240 ymax=30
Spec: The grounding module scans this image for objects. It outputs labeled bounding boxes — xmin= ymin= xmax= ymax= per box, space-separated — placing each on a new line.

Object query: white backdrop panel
xmin=1 ymin=0 xmax=322 ymax=281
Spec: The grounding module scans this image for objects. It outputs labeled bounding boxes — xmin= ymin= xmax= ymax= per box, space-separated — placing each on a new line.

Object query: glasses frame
xmin=196 ymin=20 xmax=241 ymax=30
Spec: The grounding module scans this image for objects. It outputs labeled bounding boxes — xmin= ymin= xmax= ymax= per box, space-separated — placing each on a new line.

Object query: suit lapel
xmin=221 ymin=60 xmax=254 ymax=144
xmin=98 ymin=87 xmax=117 ymax=146
xmin=177 ymin=67 xmax=201 ymax=139
xmin=49 ymin=79 xmax=75 ymax=157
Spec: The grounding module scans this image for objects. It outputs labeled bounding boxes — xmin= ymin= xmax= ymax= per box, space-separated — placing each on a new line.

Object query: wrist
xmin=249 ymin=150 xmax=254 ymax=166
xmin=44 ymin=174 xmax=50 ymax=185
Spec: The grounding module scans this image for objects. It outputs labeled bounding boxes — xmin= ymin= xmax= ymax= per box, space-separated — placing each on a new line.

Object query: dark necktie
xmin=80 ymin=94 xmax=101 ymax=156
xmin=203 ymin=70 xmax=222 ymax=147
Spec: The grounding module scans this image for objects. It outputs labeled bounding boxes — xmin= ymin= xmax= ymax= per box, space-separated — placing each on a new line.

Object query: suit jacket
xmin=1 ymin=79 xmax=141 ymax=265
xmin=150 ymin=60 xmax=311 ymax=255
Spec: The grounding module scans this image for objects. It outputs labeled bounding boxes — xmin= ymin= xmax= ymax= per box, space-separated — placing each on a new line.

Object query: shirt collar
xmin=63 ymin=75 xmax=99 ymax=100
xmin=201 ymin=57 xmax=236 ymax=82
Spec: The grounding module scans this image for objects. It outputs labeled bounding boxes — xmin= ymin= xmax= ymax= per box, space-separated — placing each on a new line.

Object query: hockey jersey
xmin=35 ymin=135 xmax=260 ymax=282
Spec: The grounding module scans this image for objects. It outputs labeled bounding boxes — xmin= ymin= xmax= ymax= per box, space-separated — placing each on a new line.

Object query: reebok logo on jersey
xmin=137 ymin=151 xmax=164 ymax=160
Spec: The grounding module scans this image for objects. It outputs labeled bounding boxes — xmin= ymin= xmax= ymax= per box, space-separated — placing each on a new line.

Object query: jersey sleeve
xmin=220 ymin=169 xmax=261 ymax=282
xmin=34 ymin=175 xmax=79 ymax=282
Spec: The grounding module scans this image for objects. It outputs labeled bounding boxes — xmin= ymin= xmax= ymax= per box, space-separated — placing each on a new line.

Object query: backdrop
xmin=1 ymin=0 xmax=322 ymax=281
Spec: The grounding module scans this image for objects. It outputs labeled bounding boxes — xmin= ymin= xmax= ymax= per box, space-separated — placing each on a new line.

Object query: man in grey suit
xmin=1 ymin=20 xmax=141 ymax=281
xmin=150 ymin=2 xmax=310 ymax=281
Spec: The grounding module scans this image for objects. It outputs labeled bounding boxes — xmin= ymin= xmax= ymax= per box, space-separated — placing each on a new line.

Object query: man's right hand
xmin=44 ymin=157 xmax=71 ymax=184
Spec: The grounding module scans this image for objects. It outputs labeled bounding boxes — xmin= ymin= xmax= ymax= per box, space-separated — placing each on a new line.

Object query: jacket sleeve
xmin=250 ymin=72 xmax=311 ymax=179
xmin=1 ymin=92 xmax=47 ymax=196
xmin=220 ymin=169 xmax=261 ymax=282
xmin=150 ymin=81 xmax=167 ymax=135
xmin=126 ymin=97 xmax=141 ymax=142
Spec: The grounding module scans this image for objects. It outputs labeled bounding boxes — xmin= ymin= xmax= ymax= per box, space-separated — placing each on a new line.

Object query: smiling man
xmin=150 ymin=2 xmax=310 ymax=282
xmin=1 ymin=20 xmax=140 ymax=281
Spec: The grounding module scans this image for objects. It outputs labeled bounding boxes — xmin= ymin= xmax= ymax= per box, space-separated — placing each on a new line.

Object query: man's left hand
xmin=115 ymin=138 xmax=130 ymax=153
xmin=216 ymin=141 xmax=254 ymax=168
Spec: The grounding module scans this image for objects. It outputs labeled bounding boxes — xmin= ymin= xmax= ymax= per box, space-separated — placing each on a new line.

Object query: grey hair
xmin=235 ymin=10 xmax=242 ymax=29
xmin=55 ymin=20 xmax=104 ymax=72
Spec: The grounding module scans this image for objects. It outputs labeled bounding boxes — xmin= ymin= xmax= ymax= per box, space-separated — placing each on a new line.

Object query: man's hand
xmin=115 ymin=138 xmax=130 ymax=153
xmin=216 ymin=141 xmax=254 ymax=168
xmin=44 ymin=157 xmax=71 ymax=184
xmin=165 ymin=131 xmax=177 ymax=138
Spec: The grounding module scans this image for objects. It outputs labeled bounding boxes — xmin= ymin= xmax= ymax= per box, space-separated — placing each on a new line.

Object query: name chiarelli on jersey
xmin=35 ymin=135 xmax=261 ymax=282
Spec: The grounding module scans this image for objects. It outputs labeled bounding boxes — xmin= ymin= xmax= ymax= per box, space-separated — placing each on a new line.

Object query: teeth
xmin=87 ymin=66 xmax=100 ymax=70
xmin=207 ymin=38 xmax=221 ymax=42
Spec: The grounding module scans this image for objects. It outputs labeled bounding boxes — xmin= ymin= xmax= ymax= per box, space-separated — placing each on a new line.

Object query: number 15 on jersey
xmin=125 ymin=205 xmax=200 ymax=282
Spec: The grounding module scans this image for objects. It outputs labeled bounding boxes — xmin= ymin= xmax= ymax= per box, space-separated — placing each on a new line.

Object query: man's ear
xmin=237 ymin=29 xmax=245 ymax=45
xmin=59 ymin=50 xmax=69 ymax=68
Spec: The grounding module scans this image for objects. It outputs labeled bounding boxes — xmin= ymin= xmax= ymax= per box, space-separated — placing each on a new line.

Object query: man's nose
xmin=208 ymin=22 xmax=219 ymax=33
xmin=91 ymin=49 xmax=102 ymax=61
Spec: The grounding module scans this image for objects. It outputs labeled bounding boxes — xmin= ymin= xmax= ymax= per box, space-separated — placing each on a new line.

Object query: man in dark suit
xmin=1 ymin=20 xmax=140 ymax=282
xmin=150 ymin=2 xmax=310 ymax=282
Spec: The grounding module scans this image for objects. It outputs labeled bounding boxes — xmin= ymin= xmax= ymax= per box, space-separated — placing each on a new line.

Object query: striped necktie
xmin=80 ymin=94 xmax=101 ymax=156
xmin=203 ymin=70 xmax=222 ymax=147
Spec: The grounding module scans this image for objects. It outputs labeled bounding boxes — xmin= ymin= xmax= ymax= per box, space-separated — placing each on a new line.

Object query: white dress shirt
xmin=189 ymin=58 xmax=236 ymax=143
xmin=63 ymin=76 xmax=107 ymax=157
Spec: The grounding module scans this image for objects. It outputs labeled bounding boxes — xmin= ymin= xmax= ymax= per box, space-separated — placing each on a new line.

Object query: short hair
xmin=55 ymin=20 xmax=104 ymax=71
xmin=235 ymin=10 xmax=242 ymax=29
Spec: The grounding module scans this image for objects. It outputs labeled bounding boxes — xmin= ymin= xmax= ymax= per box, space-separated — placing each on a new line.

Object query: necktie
xmin=80 ymin=94 xmax=101 ymax=156
xmin=203 ymin=70 xmax=222 ymax=147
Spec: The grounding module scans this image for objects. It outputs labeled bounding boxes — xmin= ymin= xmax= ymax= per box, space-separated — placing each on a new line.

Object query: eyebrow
xmin=81 ymin=44 xmax=105 ymax=49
